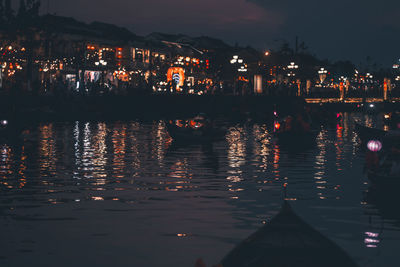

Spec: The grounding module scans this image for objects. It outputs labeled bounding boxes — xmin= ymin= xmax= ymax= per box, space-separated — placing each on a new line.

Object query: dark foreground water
xmin=0 ymin=113 xmax=399 ymax=267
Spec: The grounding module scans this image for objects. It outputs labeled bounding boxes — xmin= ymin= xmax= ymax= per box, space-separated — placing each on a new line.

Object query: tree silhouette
xmin=18 ymin=0 xmax=26 ymax=18
xmin=1 ymin=0 xmax=42 ymax=92
xmin=4 ymin=0 xmax=13 ymax=22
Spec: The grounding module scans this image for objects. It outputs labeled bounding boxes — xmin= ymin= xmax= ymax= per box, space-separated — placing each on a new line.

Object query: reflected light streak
xmin=314 ymin=129 xmax=327 ymax=199
xmin=92 ymin=123 xmax=108 ymax=181
xmin=364 ymin=231 xmax=380 ymax=248
xmin=129 ymin=122 xmax=141 ymax=177
xmin=0 ymin=145 xmax=13 ymax=189
xmin=226 ymin=127 xmax=247 ymax=193
xmin=252 ymin=124 xmax=270 ymax=171
xmin=18 ymin=146 xmax=27 ymax=188
xmin=112 ymin=124 xmax=127 ymax=180
xmin=151 ymin=121 xmax=168 ymax=167
xmin=272 ymin=145 xmax=280 ymax=178
xmin=226 ymin=127 xmax=246 ymax=168
xmin=335 ymin=123 xmax=344 ymax=171
xmin=73 ymin=121 xmax=81 ymax=180
xmin=39 ymin=123 xmax=57 ymax=178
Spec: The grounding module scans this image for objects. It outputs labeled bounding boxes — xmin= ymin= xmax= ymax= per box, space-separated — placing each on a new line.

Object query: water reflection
xmin=0 ymin=144 xmax=13 ymax=189
xmin=39 ymin=123 xmax=57 ymax=178
xmin=364 ymin=231 xmax=380 ymax=248
xmin=151 ymin=121 xmax=168 ymax=167
xmin=92 ymin=123 xmax=108 ymax=180
xmin=226 ymin=127 xmax=246 ymax=194
xmin=0 ymin=113 xmax=399 ymax=267
xmin=314 ymin=129 xmax=328 ymax=200
xmin=252 ymin=124 xmax=270 ymax=171
xmin=111 ymin=123 xmax=127 ymax=180
xmin=272 ymin=145 xmax=280 ymax=179
xmin=128 ymin=122 xmax=141 ymax=177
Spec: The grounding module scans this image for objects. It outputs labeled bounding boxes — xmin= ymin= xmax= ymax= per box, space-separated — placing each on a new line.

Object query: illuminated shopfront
xmin=167 ymin=67 xmax=185 ymax=90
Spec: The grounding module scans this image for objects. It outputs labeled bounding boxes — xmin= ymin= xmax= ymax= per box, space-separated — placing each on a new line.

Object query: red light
xmin=274 ymin=122 xmax=281 ymax=130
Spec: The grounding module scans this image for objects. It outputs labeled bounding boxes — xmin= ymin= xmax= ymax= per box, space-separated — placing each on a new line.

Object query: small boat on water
xmin=220 ymin=201 xmax=358 ymax=267
xmin=365 ymin=185 xmax=400 ymax=227
xmin=272 ymin=112 xmax=319 ymax=148
xmin=166 ymin=115 xmax=226 ymax=143
xmin=367 ymin=150 xmax=400 ymax=184
xmin=354 ymin=123 xmax=387 ymax=144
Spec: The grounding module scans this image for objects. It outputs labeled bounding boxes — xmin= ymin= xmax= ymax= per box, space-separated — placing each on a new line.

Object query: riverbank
xmin=0 ymin=94 xmax=303 ymax=121
xmin=0 ymin=94 xmax=399 ymax=122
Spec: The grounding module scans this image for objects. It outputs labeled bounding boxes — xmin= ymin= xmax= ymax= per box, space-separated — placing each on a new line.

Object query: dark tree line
xmin=0 ymin=0 xmax=40 ymax=26
xmin=0 ymin=0 xmax=41 ymax=92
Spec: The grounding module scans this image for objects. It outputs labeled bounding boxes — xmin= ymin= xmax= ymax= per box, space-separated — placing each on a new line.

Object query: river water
xmin=0 ymin=112 xmax=399 ymax=267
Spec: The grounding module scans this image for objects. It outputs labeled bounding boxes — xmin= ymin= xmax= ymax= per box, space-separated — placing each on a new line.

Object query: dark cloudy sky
xmin=43 ymin=0 xmax=399 ymax=66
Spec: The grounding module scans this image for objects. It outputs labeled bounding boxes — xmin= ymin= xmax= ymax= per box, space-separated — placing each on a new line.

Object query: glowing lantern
xmin=367 ymin=140 xmax=382 ymax=152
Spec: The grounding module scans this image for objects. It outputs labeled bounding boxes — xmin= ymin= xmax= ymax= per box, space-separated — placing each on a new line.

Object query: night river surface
xmin=0 ymin=112 xmax=399 ymax=267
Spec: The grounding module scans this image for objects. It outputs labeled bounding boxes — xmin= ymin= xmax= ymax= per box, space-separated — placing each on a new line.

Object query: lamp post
xmin=339 ymin=76 xmax=349 ymax=99
xmin=318 ymin=67 xmax=328 ymax=84
xmin=287 ymin=62 xmax=298 ymax=78
xmin=230 ymin=55 xmax=247 ymax=95
xmin=287 ymin=62 xmax=299 ymax=95
xmin=94 ymin=60 xmax=108 ymax=92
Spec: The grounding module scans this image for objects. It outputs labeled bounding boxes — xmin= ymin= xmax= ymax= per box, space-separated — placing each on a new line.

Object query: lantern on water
xmin=367 ymin=140 xmax=382 ymax=152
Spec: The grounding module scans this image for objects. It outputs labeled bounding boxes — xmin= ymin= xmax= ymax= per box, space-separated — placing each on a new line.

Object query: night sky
xmin=44 ymin=0 xmax=399 ymax=66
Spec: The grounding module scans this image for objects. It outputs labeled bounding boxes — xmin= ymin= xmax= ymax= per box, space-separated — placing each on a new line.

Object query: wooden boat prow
xmin=220 ymin=201 xmax=358 ymax=267
xmin=354 ymin=122 xmax=387 ymax=143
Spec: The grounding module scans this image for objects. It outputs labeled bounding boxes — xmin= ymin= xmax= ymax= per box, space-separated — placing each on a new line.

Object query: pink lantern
xmin=367 ymin=140 xmax=382 ymax=152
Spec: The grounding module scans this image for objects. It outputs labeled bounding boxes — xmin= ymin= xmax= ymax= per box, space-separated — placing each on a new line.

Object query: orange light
xmin=274 ymin=122 xmax=281 ymax=130
xmin=167 ymin=67 xmax=185 ymax=87
xmin=175 ymin=120 xmax=185 ymax=128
